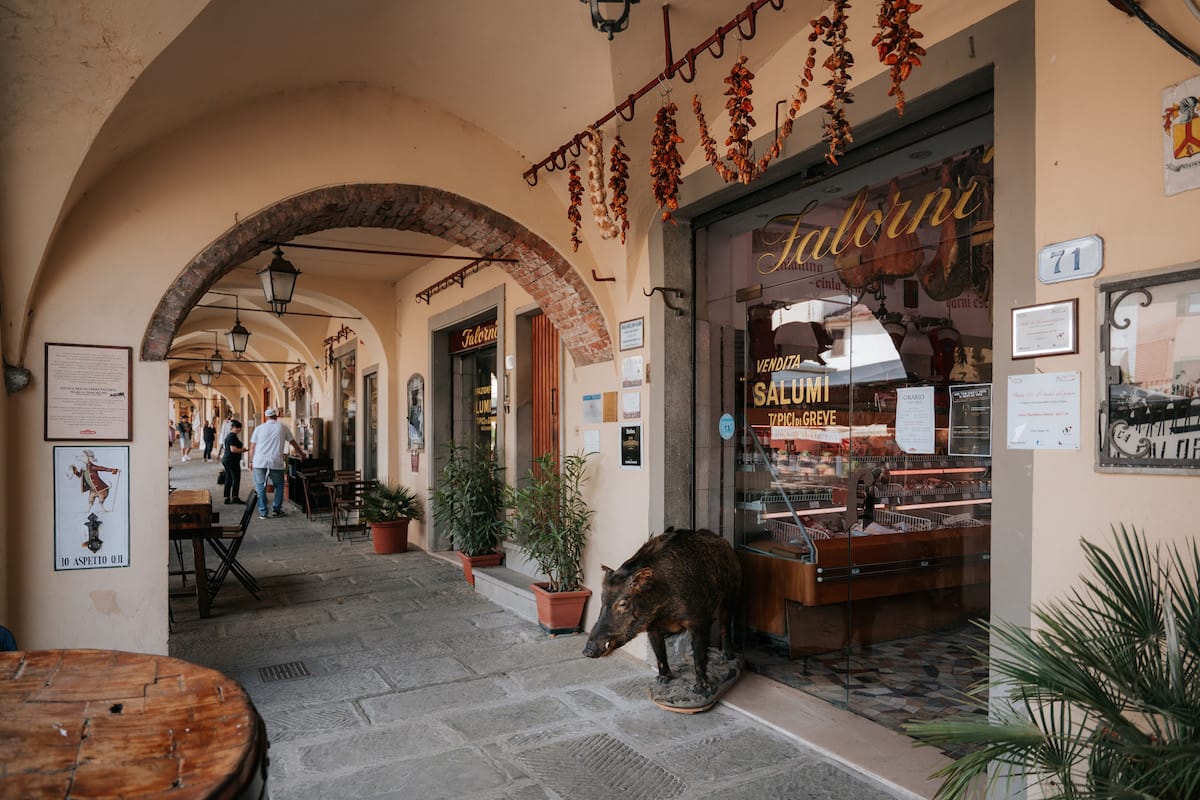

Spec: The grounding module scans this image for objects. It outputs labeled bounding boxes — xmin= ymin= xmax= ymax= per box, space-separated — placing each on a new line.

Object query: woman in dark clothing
xmin=202 ymin=419 xmax=217 ymax=462
xmin=221 ymin=420 xmax=247 ymax=504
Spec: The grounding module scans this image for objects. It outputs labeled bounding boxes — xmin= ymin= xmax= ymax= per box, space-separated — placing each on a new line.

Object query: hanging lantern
xmin=226 ymin=296 xmax=251 ymax=356
xmin=257 ymin=246 xmax=300 ymax=316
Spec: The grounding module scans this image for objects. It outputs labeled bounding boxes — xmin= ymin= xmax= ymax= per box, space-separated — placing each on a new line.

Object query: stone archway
xmin=142 ymin=184 xmax=612 ymax=365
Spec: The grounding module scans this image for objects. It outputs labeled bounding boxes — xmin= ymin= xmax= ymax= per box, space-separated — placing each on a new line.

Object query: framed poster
xmin=619 ymin=317 xmax=644 ymax=351
xmin=1011 ymin=299 xmax=1078 ymax=359
xmin=949 ymin=383 xmax=993 ymax=456
xmin=620 ymin=423 xmax=643 ymax=469
xmin=53 ymin=446 xmax=130 ymax=570
xmin=45 ymin=343 xmax=133 ymax=441
xmin=406 ymin=374 xmax=425 ymax=451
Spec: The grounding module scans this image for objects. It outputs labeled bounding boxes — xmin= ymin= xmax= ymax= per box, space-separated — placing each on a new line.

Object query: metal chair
xmin=207 ymin=490 xmax=261 ymax=600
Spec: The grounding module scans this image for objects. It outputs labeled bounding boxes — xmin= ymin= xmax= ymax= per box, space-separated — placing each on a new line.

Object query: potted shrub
xmin=505 ymin=452 xmax=593 ymax=634
xmin=906 ymin=525 xmax=1200 ymax=800
xmin=430 ymin=441 xmax=506 ymax=584
xmin=361 ymin=481 xmax=423 ymax=554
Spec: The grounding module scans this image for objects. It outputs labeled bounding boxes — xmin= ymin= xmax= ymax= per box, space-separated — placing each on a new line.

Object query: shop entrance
xmin=450 ymin=317 xmax=499 ymax=454
xmin=698 ymin=115 xmax=994 ymax=740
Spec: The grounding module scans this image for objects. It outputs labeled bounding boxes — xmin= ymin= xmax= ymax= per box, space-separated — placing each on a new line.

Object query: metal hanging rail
xmin=522 ymin=0 xmax=787 ymax=186
xmin=415 ymin=257 xmax=499 ymax=304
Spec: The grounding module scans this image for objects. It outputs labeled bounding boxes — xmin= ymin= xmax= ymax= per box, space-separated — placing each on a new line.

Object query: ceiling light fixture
xmin=580 ymin=0 xmax=639 ymax=39
xmin=226 ymin=295 xmax=251 ymax=357
xmin=199 ymin=370 xmax=213 ymax=387
xmin=258 ymin=246 xmax=300 ymax=316
xmin=185 ymin=375 xmax=197 ymax=394
xmin=208 ymin=330 xmax=224 ymax=376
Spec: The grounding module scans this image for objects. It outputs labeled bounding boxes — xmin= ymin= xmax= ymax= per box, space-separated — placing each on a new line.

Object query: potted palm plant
xmin=430 ymin=441 xmax=506 ymax=584
xmin=906 ymin=524 xmax=1200 ymax=800
xmin=505 ymin=452 xmax=593 ymax=634
xmin=361 ymin=481 xmax=423 ymax=554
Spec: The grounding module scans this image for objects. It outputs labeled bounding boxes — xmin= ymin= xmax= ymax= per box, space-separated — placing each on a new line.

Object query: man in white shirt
xmin=247 ymin=408 xmax=305 ymax=519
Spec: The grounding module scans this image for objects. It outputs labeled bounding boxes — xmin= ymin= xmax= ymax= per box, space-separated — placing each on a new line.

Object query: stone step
xmin=472 ymin=565 xmax=538 ymax=624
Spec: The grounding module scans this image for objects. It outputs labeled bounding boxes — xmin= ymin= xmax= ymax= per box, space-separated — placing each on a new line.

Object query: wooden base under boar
xmin=648 ymin=650 xmax=742 ymax=714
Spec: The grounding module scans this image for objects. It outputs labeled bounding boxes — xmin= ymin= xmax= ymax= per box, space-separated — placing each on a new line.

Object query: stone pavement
xmin=167 ymin=454 xmax=915 ymax=800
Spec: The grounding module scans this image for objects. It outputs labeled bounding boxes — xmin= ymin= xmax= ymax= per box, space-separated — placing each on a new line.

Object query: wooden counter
xmin=739 ymin=525 xmax=991 ymax=656
xmin=0 ymin=649 xmax=268 ymax=799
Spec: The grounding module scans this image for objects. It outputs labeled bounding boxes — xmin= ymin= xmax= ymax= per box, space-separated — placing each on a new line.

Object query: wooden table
xmin=0 ymin=649 xmax=268 ymax=799
xmin=169 ymin=490 xmax=216 ymax=618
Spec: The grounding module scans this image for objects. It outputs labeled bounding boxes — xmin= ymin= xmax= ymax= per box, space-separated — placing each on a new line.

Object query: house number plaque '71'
xmin=1037 ymin=234 xmax=1103 ymax=284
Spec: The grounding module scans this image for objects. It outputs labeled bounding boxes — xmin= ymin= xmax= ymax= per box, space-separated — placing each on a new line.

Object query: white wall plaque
xmin=1037 ymin=235 xmax=1102 ymax=284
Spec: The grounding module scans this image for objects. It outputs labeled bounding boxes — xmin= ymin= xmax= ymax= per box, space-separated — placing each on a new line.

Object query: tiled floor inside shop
xmin=744 ymin=624 xmax=989 ymax=758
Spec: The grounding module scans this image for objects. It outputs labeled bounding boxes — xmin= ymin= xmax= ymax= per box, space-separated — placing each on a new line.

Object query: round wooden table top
xmin=0 ymin=649 xmax=267 ymax=799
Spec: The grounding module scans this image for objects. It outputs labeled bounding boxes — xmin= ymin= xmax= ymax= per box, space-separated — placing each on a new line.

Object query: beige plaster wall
xmin=1029 ymin=1 xmax=1200 ymax=606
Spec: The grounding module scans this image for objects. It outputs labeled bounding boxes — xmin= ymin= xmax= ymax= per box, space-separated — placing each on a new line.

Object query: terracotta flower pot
xmin=370 ymin=518 xmax=411 ymax=554
xmin=531 ymin=582 xmax=592 ymax=635
xmin=458 ymin=551 xmax=503 ymax=585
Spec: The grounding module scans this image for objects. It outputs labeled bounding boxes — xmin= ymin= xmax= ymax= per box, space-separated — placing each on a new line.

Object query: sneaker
xmin=271 ymin=509 xmax=286 ymax=518
xmin=230 ymin=498 xmax=244 ymax=504
xmin=258 ymin=514 xmax=269 ymax=520
xmin=223 ymin=499 xmax=232 ymax=505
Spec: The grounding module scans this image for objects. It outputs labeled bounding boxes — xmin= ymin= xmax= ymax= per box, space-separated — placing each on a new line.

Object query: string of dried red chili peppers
xmin=650 ymin=102 xmax=685 ymax=224
xmin=872 ymin=0 xmax=925 ymax=115
xmin=567 ymin=160 xmax=584 ymax=252
xmin=811 ymin=0 xmax=854 ymax=165
xmin=608 ymin=134 xmax=631 ymax=243
xmin=694 ymin=51 xmax=817 ymax=185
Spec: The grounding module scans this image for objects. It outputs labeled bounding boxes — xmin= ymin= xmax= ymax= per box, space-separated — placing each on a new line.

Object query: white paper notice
xmin=583 ymin=429 xmax=600 ymax=454
xmin=895 ymin=386 xmax=935 ymax=454
xmin=1006 ymin=371 xmax=1081 ymax=450
xmin=581 ymin=394 xmax=602 ymax=425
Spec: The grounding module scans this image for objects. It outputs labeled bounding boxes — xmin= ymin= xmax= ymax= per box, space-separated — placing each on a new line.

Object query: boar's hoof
xmin=655 ymin=672 xmax=675 ymax=685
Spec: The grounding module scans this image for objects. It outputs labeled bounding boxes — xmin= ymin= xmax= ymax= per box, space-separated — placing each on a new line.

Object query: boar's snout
xmin=581 ymin=638 xmax=604 ymax=658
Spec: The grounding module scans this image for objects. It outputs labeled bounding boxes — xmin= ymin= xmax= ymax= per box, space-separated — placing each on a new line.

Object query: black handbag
xmin=217 ymin=470 xmax=225 ymax=485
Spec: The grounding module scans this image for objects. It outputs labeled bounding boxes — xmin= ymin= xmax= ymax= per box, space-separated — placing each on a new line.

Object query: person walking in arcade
xmin=246 ymin=408 xmax=305 ymax=519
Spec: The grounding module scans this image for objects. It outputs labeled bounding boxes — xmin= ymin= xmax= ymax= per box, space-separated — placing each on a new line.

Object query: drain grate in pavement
xmin=518 ymin=733 xmax=685 ymax=800
xmin=258 ymin=660 xmax=310 ymax=682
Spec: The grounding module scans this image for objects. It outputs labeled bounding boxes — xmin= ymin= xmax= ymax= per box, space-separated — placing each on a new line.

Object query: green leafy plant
xmin=361 ymin=481 xmax=423 ymax=524
xmin=906 ymin=525 xmax=1200 ymax=800
xmin=430 ymin=441 xmax=506 ymax=557
xmin=505 ymin=452 xmax=593 ymax=593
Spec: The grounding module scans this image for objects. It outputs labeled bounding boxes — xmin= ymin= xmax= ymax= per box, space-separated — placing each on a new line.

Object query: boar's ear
xmin=629 ymin=567 xmax=654 ymax=592
xmin=601 ymin=565 xmax=614 ymax=576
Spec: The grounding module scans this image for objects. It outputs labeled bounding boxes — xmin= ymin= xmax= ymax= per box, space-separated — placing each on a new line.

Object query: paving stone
xmin=442 ymin=697 xmax=579 ymax=741
xmin=279 ymin=746 xmax=511 ymax=800
xmin=296 ymin=722 xmax=456 ymax=772
xmin=657 ymin=728 xmax=809 ymax=781
xmin=292 ymin=614 xmax=400 ymax=640
xmin=316 ymin=640 xmax=452 ymax=673
xmin=360 ymin=677 xmax=511 ymax=723
xmin=565 ymin=689 xmax=615 ymax=712
xmin=517 ymin=733 xmax=685 ymax=800
xmin=379 ymin=655 xmax=476 ymax=690
xmin=609 ymin=704 xmax=743 ymax=747
xmin=506 ymin=655 xmax=646 ymax=691
xmin=693 ymin=760 xmax=900 ymax=800
xmin=250 ymin=666 xmax=393 ymax=709
xmin=263 ymin=701 xmax=367 ymax=743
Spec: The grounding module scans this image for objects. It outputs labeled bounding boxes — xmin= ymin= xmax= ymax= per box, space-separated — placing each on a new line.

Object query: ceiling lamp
xmin=208 ymin=330 xmax=224 ymax=376
xmin=185 ymin=375 xmax=197 ymax=394
xmin=258 ymin=246 xmax=300 ymax=316
xmin=580 ymin=0 xmax=639 ymax=39
xmin=199 ymin=370 xmax=213 ymax=387
xmin=226 ymin=295 xmax=251 ymax=357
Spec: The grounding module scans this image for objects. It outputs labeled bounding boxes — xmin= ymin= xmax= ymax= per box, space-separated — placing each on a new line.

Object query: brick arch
xmin=141 ymin=183 xmax=612 ymax=365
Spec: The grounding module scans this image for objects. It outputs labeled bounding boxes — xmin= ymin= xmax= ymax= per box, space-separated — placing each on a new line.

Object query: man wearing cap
xmin=247 ymin=408 xmax=305 ymax=519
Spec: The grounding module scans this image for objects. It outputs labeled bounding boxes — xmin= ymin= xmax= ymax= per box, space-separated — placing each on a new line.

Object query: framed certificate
xmin=45 ymin=343 xmax=133 ymax=441
xmin=1011 ymin=299 xmax=1078 ymax=359
xmin=619 ymin=317 xmax=644 ymax=351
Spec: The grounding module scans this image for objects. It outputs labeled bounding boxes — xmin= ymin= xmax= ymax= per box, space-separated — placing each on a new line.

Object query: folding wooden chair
xmin=207 ymin=490 xmax=261 ymax=600
xmin=332 ymin=479 xmax=375 ymax=542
